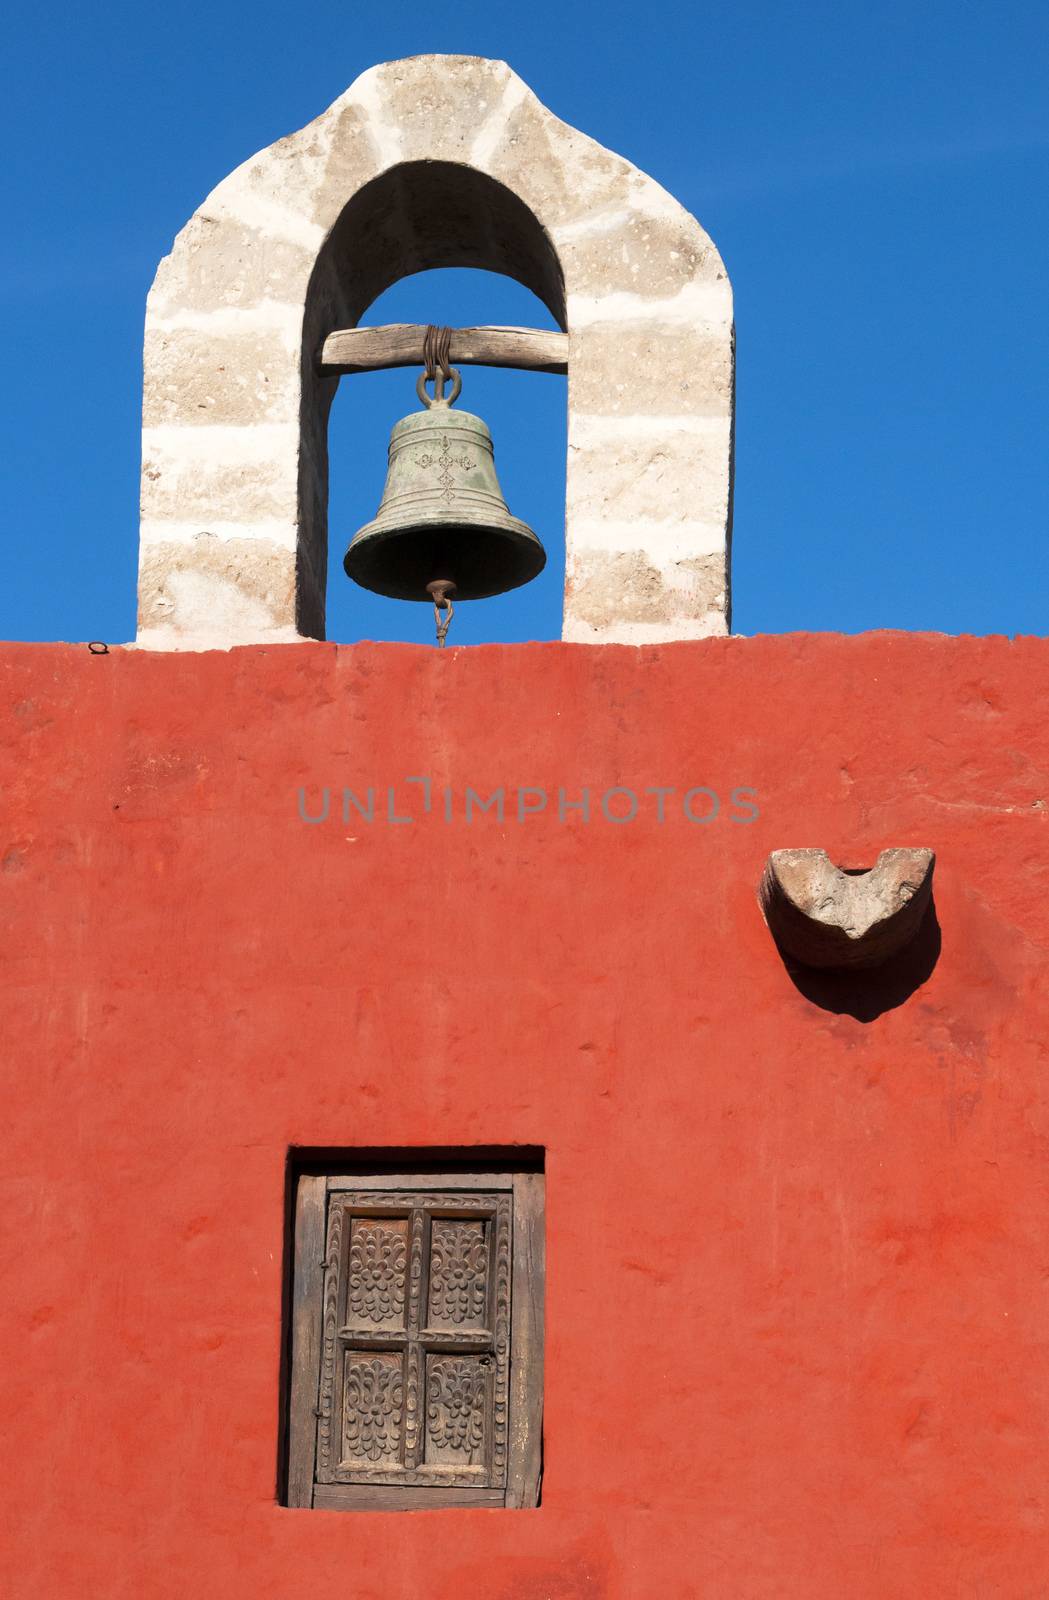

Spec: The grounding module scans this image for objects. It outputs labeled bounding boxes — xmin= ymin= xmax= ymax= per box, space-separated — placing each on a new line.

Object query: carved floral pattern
xmin=316 ymin=1194 xmax=511 ymax=1488
xmin=343 ymin=1357 xmax=404 ymax=1462
xmin=492 ymin=1201 xmax=511 ymax=1479
xmin=348 ymin=1220 xmax=406 ymax=1323
xmin=317 ymin=1204 xmax=344 ymax=1475
xmin=427 ymin=1358 xmax=486 ymax=1456
xmin=429 ymin=1220 xmax=488 ymax=1325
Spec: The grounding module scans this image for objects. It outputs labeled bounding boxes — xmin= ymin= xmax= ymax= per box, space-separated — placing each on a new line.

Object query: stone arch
xmin=138 ymin=54 xmax=733 ymax=648
xmin=299 ymin=162 xmax=565 ymax=639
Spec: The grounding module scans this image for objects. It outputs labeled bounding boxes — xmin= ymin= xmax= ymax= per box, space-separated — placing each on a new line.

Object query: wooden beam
xmin=320 ymin=323 xmax=568 ymax=375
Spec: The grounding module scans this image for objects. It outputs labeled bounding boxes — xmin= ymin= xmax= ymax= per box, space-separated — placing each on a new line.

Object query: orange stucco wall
xmin=3 ymin=632 xmax=1049 ymax=1598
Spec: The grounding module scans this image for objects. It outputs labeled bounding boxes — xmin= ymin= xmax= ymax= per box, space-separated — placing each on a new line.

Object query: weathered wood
xmin=320 ymin=324 xmax=568 ymax=375
xmin=314 ymin=1190 xmax=510 ymax=1498
xmin=286 ymin=1175 xmax=326 ymax=1508
xmin=313 ymin=1483 xmax=504 ymax=1512
xmin=506 ymin=1171 xmax=545 ymax=1509
xmin=288 ymin=1165 xmax=544 ymax=1511
xmin=326 ymin=1172 xmax=514 ymax=1192
xmin=339 ymin=1326 xmax=410 ymax=1347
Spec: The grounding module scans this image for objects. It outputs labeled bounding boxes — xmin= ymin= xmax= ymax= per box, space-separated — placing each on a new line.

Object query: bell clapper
xmin=427 ymin=579 xmax=457 ymax=647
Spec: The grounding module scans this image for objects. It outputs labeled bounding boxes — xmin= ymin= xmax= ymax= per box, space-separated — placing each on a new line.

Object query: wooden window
xmin=286 ymin=1169 xmax=544 ymax=1511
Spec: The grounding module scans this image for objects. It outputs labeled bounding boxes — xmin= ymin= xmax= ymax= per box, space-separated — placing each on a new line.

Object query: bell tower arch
xmin=138 ymin=54 xmax=733 ymax=648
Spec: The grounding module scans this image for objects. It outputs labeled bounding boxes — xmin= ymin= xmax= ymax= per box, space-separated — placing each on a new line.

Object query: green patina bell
xmin=344 ymin=368 xmax=546 ymax=605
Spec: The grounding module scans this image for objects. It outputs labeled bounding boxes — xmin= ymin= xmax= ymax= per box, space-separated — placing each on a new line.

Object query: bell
xmin=344 ymin=368 xmax=546 ymax=603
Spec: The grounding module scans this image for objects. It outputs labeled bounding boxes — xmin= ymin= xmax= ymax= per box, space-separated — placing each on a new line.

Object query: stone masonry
xmin=139 ymin=55 xmax=734 ymax=648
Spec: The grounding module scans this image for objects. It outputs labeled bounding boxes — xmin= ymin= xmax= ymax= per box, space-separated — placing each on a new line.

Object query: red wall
xmin=3 ymin=632 xmax=1049 ymax=1598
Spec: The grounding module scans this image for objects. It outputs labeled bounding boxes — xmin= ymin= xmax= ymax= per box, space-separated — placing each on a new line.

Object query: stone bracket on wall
xmin=759 ymin=848 xmax=936 ymax=970
xmin=138 ymin=53 xmax=733 ymax=650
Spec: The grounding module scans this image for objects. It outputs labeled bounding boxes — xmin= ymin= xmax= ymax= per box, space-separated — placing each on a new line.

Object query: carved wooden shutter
xmin=287 ymin=1171 xmax=543 ymax=1511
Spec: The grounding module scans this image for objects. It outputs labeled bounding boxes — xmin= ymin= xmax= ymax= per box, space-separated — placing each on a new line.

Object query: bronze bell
xmin=343 ymin=368 xmax=546 ymax=606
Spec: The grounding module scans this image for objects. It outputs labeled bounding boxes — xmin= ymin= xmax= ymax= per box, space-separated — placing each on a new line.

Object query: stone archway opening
xmin=312 ymin=160 xmax=566 ymax=326
xmin=325 ymin=264 xmax=567 ymax=645
xmin=299 ymin=162 xmax=566 ymax=643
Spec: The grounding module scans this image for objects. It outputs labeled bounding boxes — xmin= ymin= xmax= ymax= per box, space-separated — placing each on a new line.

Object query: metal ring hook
xmin=416 ymin=367 xmax=462 ymax=408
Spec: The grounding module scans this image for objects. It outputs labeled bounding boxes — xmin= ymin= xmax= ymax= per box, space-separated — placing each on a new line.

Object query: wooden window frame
xmin=286 ymin=1169 xmax=544 ymax=1511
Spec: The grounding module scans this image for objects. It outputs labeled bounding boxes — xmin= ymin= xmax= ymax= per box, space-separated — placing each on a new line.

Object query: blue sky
xmin=2 ymin=0 xmax=1047 ymax=646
